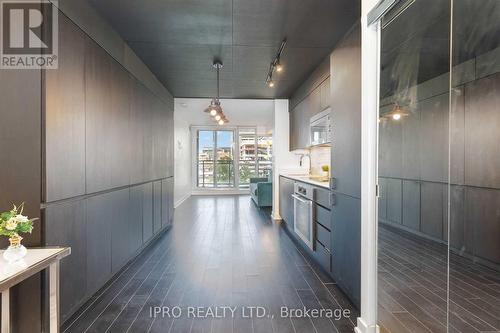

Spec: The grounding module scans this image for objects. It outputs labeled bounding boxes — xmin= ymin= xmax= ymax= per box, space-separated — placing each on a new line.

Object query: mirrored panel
xmin=449 ymin=1 xmax=500 ymax=331
xmin=377 ymin=0 xmax=451 ymax=331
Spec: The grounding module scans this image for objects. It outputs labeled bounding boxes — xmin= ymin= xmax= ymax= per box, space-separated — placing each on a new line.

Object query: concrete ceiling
xmin=87 ymin=0 xmax=359 ymax=99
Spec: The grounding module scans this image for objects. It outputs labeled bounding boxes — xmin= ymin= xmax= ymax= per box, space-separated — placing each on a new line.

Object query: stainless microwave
xmin=310 ymin=108 xmax=331 ymax=146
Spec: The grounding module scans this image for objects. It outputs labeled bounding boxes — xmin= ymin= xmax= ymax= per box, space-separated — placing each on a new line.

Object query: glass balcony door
xmin=196 ymin=129 xmax=235 ymax=188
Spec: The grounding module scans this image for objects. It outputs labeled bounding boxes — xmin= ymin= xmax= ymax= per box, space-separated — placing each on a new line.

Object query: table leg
xmin=1 ymin=289 xmax=10 ymax=333
xmin=49 ymin=262 xmax=60 ymax=333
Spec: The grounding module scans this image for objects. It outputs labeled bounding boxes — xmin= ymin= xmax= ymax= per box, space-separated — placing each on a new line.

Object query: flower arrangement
xmin=0 ymin=203 xmax=35 ymax=238
xmin=1 ymin=203 xmax=37 ymax=261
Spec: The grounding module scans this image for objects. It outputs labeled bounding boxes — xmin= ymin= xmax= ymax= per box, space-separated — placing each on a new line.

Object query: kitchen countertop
xmin=280 ymin=173 xmax=330 ymax=189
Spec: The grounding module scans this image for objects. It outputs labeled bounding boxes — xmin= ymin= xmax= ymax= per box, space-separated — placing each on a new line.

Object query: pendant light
xmin=204 ymin=60 xmax=228 ymax=125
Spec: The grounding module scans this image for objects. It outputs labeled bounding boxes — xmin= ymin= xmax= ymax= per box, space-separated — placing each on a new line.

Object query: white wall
xmin=174 ymin=110 xmax=192 ymax=207
xmin=174 ymin=98 xmax=275 ymax=206
xmin=271 ymin=100 xmax=304 ymax=219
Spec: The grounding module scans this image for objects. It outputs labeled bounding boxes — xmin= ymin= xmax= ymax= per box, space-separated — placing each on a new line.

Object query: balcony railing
xmin=198 ymin=160 xmax=234 ymax=187
xmin=198 ymin=159 xmax=272 ymax=188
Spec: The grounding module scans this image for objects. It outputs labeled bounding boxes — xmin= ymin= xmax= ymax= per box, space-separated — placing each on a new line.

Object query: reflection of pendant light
xmin=379 ymin=103 xmax=408 ymax=122
xmin=204 ymin=60 xmax=228 ymax=125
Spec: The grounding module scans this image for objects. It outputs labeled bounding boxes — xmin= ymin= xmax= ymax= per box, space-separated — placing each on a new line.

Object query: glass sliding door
xmin=449 ymin=1 xmax=500 ymax=331
xmin=196 ymin=129 xmax=235 ymax=188
xmin=377 ymin=0 xmax=451 ymax=332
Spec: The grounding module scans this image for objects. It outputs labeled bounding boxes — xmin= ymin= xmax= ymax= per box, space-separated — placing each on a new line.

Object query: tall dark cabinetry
xmin=329 ymin=25 xmax=362 ymax=307
xmin=42 ymin=12 xmax=175 ymax=324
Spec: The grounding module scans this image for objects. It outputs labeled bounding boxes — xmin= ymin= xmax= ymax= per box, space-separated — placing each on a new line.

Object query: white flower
xmin=5 ymin=218 xmax=18 ymax=231
xmin=14 ymin=214 xmax=29 ymax=223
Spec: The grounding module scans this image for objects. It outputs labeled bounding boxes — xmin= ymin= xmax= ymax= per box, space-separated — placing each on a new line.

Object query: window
xmin=194 ymin=127 xmax=272 ymax=189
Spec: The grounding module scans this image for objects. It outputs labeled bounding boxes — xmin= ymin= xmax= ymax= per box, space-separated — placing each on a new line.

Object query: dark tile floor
xmin=63 ymin=195 xmax=358 ymax=333
xmin=378 ymin=225 xmax=500 ymax=333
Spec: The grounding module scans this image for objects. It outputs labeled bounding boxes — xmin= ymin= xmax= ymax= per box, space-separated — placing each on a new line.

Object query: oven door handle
xmin=292 ymin=194 xmax=310 ymax=204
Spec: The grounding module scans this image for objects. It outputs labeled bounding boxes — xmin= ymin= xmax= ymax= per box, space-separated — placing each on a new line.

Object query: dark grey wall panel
xmin=386 ymin=178 xmax=402 ymax=224
xmin=45 ymin=14 xmax=86 ymax=202
xmin=142 ymin=182 xmax=154 ymax=242
xmin=420 ymin=182 xmax=445 ymax=239
xmin=153 ymin=180 xmax=162 ymax=234
xmin=419 ymin=93 xmax=449 ymax=183
xmin=466 ymin=187 xmax=500 ymax=264
xmin=45 ymin=200 xmax=86 ymax=322
xmin=379 ymin=117 xmax=403 ymax=178
xmin=110 ymin=189 xmax=131 ymax=273
xmin=402 ymin=180 xmax=420 ymax=231
xmin=330 ymin=25 xmax=362 ymax=198
xmin=464 ymin=74 xmax=500 ymax=189
xmin=129 ymin=185 xmax=144 ymax=254
xmin=86 ymin=193 xmax=112 ymax=296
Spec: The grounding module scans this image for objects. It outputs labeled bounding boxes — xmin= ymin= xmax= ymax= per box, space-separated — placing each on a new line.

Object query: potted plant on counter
xmin=0 ymin=203 xmax=37 ymax=262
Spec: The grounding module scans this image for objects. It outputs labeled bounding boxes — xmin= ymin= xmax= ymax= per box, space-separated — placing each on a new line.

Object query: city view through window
xmin=197 ymin=128 xmax=272 ymax=188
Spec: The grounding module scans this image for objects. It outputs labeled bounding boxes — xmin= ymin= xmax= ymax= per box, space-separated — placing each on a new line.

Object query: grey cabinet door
xmin=130 ymin=80 xmax=146 ymax=185
xmin=129 ymin=185 xmax=144 ymax=254
xmin=86 ymin=193 xmax=112 ymax=296
xmin=161 ymin=178 xmax=171 ymax=229
xmin=279 ymin=176 xmax=295 ymax=228
xmin=153 ymin=180 xmax=162 ymax=234
xmin=142 ymin=182 xmax=154 ymax=242
xmin=45 ymin=14 xmax=86 ymax=202
xmin=45 ymin=200 xmax=86 ymax=322
xmin=419 ymin=94 xmax=449 ymax=183
xmin=320 ymin=78 xmax=331 ymax=111
xmin=85 ymin=37 xmax=131 ymax=193
xmin=466 ymin=187 xmax=500 ymax=264
xmin=309 ymin=86 xmax=321 ymax=117
xmin=402 ymin=180 xmax=420 ymax=231
xmin=465 ymin=76 xmax=500 ymax=188
xmin=386 ymin=178 xmax=402 ymax=224
xmin=330 ymin=27 xmax=361 ymax=198
xmin=331 ymin=192 xmax=361 ymax=308
xmin=110 ymin=189 xmax=131 ymax=274
xmin=420 ymin=182 xmax=445 ymax=240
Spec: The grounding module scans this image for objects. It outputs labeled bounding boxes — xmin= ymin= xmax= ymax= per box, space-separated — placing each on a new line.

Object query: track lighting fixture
xmin=265 ymin=38 xmax=287 ymax=88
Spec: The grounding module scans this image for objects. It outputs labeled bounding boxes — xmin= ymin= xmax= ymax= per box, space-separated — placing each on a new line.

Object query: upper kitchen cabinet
xmin=45 ymin=14 xmax=86 ymax=202
xmin=289 ymin=56 xmax=331 ymax=151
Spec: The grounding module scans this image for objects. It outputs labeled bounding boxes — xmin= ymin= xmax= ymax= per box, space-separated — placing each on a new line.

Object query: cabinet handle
xmin=329 ymin=193 xmax=336 ymax=206
xmin=330 ymin=177 xmax=337 ymax=190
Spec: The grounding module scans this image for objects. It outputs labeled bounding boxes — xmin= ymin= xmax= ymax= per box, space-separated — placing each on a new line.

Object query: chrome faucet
xmin=298 ymin=153 xmax=311 ymax=173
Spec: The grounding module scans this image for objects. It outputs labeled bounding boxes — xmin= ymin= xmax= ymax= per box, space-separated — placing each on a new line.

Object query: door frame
xmin=357 ymin=0 xmax=401 ymax=332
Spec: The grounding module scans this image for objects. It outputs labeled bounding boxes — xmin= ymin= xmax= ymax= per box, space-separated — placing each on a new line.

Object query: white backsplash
xmin=310 ymin=146 xmax=331 ymax=176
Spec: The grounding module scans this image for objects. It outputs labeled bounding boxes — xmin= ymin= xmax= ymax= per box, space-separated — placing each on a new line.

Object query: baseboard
xmin=355 ymin=317 xmax=379 ymax=333
xmin=174 ymin=193 xmax=191 ymax=208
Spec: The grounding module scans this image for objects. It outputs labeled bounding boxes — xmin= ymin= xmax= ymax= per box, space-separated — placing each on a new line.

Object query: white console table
xmin=0 ymin=247 xmax=71 ymax=333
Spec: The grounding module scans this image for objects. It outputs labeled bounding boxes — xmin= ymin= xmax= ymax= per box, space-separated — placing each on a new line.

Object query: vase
xmin=3 ymin=234 xmax=27 ymax=262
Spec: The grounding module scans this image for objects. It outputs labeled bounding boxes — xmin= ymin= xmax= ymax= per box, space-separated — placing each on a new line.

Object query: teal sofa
xmin=249 ymin=176 xmax=273 ymax=207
